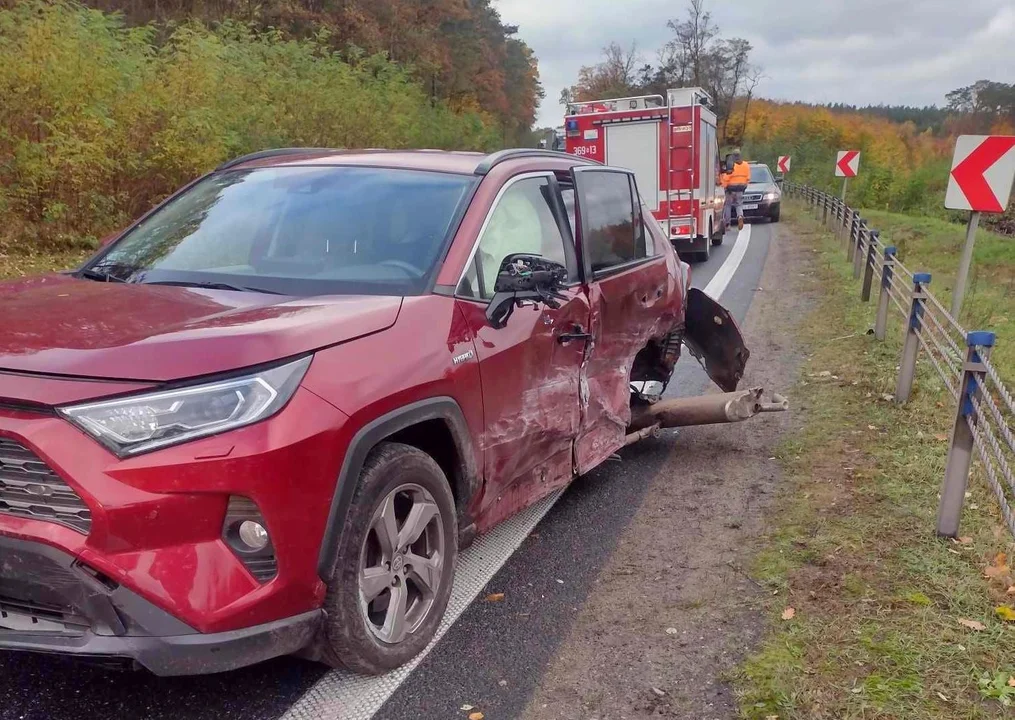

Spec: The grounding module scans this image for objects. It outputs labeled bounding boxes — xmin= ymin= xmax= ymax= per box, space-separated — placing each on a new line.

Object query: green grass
xmin=857 ymin=208 xmax=1015 ymax=375
xmin=734 ymin=203 xmax=1015 ymax=720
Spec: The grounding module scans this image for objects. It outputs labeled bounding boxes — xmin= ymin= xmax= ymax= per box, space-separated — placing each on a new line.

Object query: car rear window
xmin=87 ymin=166 xmax=475 ymax=296
xmin=751 ymin=165 xmax=774 ymax=183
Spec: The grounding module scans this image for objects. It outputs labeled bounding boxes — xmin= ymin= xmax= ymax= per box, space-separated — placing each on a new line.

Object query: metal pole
xmin=822 ymin=195 xmax=829 ymax=226
xmin=875 ymin=246 xmax=896 ymax=340
xmin=841 ymin=176 xmax=849 ymax=203
xmin=937 ymin=331 xmax=995 ymax=537
xmin=853 ymin=220 xmax=866 ymax=280
xmin=895 ymin=272 xmax=931 ymax=404
xmin=950 ymin=211 xmax=981 ymax=319
xmin=861 ymin=229 xmax=879 ymax=301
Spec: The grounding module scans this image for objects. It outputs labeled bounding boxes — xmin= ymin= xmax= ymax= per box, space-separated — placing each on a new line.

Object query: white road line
xmin=282 ymin=227 xmax=756 ymax=720
xmin=703 ymin=223 xmax=752 ymax=300
xmin=282 ymin=491 xmax=563 ymax=720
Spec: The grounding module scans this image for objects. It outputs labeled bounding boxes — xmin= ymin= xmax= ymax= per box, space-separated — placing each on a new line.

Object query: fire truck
xmin=564 ymin=87 xmax=725 ymax=261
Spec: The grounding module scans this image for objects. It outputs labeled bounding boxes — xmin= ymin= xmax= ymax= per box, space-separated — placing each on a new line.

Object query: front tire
xmin=710 ymin=219 xmax=723 ymax=246
xmin=320 ymin=442 xmax=458 ymax=675
xmin=770 ymin=204 xmax=781 ymax=222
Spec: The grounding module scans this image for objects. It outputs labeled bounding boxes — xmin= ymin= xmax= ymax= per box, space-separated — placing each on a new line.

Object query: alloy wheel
xmin=358 ymin=483 xmax=445 ymax=645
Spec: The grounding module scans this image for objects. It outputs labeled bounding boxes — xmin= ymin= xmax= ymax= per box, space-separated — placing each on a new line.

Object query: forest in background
xmin=743 ymin=82 xmax=1015 ymax=233
xmin=0 ymin=0 xmax=542 ymax=249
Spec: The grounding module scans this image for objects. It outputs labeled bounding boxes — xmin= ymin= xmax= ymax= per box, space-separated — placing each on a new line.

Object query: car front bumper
xmin=740 ymin=198 xmax=779 ymax=218
xmin=0 ymin=533 xmax=323 ymax=675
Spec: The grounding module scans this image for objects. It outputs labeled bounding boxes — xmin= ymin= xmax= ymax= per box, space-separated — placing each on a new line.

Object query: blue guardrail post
xmin=895 ymin=272 xmax=931 ymax=403
xmin=937 ymin=330 xmax=995 ymax=537
xmin=874 ymin=246 xmax=896 ymax=340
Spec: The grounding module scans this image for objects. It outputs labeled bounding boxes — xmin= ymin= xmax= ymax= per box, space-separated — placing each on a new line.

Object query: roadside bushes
xmin=0 ymin=1 xmax=501 ymax=249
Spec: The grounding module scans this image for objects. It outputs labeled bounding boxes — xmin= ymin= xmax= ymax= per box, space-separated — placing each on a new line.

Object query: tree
xmin=563 ymin=42 xmax=642 ymax=102
xmin=562 ymin=0 xmax=760 ymax=138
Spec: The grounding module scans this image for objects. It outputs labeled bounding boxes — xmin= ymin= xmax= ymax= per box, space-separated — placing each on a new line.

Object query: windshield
xmin=750 ymin=165 xmax=774 ymax=183
xmin=86 ymin=166 xmax=475 ymax=296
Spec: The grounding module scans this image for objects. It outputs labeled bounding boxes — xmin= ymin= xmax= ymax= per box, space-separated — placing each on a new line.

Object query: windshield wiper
xmin=78 ymin=267 xmax=127 ymax=283
xmin=143 ymin=280 xmax=284 ymax=295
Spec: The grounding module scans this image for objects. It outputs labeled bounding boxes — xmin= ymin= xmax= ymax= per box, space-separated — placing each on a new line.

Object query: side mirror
xmin=723 ymin=154 xmax=735 ymax=173
xmin=486 ymin=254 xmax=568 ymax=329
xmin=775 ymin=177 xmax=784 ymax=187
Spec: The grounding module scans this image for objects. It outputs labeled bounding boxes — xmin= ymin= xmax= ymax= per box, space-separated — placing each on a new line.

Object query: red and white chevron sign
xmin=945 ymin=135 xmax=1015 ymax=213
xmin=777 ymin=155 xmax=791 ymax=173
xmin=835 ymin=150 xmax=860 ymax=178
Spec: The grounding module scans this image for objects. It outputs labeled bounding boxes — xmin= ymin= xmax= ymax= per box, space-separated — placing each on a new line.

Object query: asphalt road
xmin=0 ymin=221 xmax=773 ymax=720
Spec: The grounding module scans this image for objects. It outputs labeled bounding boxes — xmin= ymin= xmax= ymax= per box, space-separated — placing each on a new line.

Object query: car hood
xmin=747 ymin=181 xmax=779 ymax=194
xmin=0 ymin=275 xmax=403 ymax=382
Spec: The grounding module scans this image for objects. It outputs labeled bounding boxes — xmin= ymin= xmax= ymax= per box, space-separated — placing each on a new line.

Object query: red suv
xmin=0 ymin=149 xmax=742 ymax=675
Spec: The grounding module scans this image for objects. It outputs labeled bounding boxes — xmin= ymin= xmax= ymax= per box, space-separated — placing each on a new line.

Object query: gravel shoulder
xmin=522 ymin=224 xmax=812 ymax=720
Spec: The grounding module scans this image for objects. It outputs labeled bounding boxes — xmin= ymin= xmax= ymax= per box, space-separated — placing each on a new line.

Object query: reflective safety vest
xmin=727 ymin=161 xmax=751 ymax=187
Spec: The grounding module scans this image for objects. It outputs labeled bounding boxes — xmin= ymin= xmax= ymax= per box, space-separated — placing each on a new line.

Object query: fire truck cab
xmin=564 ymin=87 xmax=725 ymax=261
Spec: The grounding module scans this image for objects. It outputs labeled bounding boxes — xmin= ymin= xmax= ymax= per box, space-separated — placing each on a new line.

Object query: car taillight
xmin=671 ymin=224 xmax=691 ymax=236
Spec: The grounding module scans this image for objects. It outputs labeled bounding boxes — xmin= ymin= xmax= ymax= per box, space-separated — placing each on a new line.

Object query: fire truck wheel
xmin=710 ymin=219 xmax=722 ymax=246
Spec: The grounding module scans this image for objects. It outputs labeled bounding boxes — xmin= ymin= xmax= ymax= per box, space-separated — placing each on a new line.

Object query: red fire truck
xmin=564 ymin=87 xmax=725 ymax=261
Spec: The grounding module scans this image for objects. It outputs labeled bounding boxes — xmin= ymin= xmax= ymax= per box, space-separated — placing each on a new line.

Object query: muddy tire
xmin=710 ymin=219 xmax=723 ymax=246
xmin=319 ymin=442 xmax=457 ymax=675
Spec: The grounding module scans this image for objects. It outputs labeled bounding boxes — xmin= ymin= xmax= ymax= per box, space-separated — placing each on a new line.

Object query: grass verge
xmin=734 ymin=203 xmax=1015 ymax=719
xmin=0 ymin=244 xmax=89 ymax=280
xmin=859 ymin=207 xmax=1015 ymax=374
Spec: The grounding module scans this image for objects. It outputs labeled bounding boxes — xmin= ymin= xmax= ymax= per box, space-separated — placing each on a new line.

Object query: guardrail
xmin=785 ymin=182 xmax=1015 ymax=540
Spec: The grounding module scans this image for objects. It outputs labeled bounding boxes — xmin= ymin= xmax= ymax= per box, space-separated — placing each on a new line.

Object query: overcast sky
xmin=495 ymin=0 xmax=1015 ymax=127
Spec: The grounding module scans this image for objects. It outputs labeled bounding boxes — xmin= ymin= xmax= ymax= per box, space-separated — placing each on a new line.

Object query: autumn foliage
xmin=0 ymin=0 xmax=540 ymax=248
xmin=742 ymin=99 xmax=1015 ymax=231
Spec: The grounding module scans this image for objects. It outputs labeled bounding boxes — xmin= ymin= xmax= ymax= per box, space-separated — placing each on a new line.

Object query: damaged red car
xmin=0 ymin=148 xmax=748 ymax=676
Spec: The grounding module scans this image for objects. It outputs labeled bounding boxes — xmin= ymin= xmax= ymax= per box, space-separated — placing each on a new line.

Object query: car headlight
xmin=765 ymin=192 xmax=779 ymax=201
xmin=60 ymin=356 xmax=311 ymax=457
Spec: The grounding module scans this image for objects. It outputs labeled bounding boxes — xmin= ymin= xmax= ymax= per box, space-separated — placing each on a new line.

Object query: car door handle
xmin=557 ymin=325 xmax=592 ymax=344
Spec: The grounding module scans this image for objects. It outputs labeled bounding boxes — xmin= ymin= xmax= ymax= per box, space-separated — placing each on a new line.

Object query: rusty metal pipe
xmin=623 ymin=423 xmax=661 ymax=447
xmin=629 ymin=387 xmax=785 ymax=432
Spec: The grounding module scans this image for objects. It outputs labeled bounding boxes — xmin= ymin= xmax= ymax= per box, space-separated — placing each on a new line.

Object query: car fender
xmin=316 ymin=396 xmax=479 ymax=581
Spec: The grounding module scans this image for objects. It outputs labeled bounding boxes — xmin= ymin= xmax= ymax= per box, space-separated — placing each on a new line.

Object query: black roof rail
xmin=216 ymin=148 xmax=343 ymax=171
xmin=474 ymin=149 xmax=598 ymax=176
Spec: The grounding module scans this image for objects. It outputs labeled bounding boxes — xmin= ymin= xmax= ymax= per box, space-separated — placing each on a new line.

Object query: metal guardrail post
xmin=861 ymin=229 xmax=879 ymax=301
xmin=822 ymin=195 xmax=829 ymax=226
xmin=851 ymin=218 xmax=866 ymax=277
xmin=895 ymin=272 xmax=931 ymax=404
xmin=937 ymin=330 xmax=995 ymax=537
xmin=874 ymin=246 xmax=896 ymax=340
xmin=843 ymin=207 xmax=853 ymax=256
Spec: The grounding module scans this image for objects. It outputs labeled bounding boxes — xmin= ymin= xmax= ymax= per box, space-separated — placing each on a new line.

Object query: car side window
xmin=560 ymin=186 xmax=577 ymax=237
xmin=458 ymin=176 xmax=570 ymax=300
xmin=577 ymin=170 xmax=646 ymax=274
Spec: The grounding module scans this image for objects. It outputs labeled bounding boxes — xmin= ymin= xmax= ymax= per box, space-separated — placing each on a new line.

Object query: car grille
xmin=0 ymin=438 xmax=92 ymax=533
xmin=742 ymin=192 xmax=763 ymax=203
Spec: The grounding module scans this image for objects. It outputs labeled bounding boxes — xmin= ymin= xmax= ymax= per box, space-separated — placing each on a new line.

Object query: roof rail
xmin=566 ymin=94 xmax=665 ymax=115
xmin=216 ymin=148 xmax=342 ymax=171
xmin=474 ymin=149 xmax=597 ymax=176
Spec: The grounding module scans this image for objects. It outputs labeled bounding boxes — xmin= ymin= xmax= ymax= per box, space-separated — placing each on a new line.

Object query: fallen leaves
xmin=484 ymin=593 xmax=505 ymax=602
xmin=781 ymin=607 xmax=796 ymax=621
xmin=955 ymin=536 xmax=973 ymax=545
xmin=934 ymin=433 xmax=949 ymax=442
xmin=958 ymin=618 xmax=987 ymax=631
xmin=984 ymin=552 xmax=1013 ymax=586
xmin=468 ymin=713 xmax=484 ymax=720
xmin=995 ymin=606 xmax=1015 ymax=622
xmin=1009 ymin=677 xmax=1015 ymax=688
